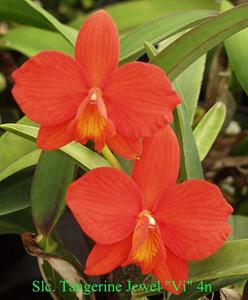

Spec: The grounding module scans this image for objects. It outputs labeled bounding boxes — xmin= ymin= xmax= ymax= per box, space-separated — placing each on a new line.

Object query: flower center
xmin=90 ymin=92 xmax=97 ymax=101
xmin=87 ymin=87 xmax=107 ymax=117
xmin=88 ymin=87 xmax=101 ymax=102
xmin=139 ymin=210 xmax=156 ymax=226
xmin=75 ymin=87 xmax=115 ymax=151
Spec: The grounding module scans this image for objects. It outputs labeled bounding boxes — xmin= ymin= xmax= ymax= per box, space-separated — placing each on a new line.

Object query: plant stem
xmin=102 ymin=145 xmax=123 ymax=170
xmin=37 ymin=234 xmax=58 ymax=254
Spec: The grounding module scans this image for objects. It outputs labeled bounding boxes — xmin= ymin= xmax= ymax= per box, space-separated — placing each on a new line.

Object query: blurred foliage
xmin=41 ymin=0 xmax=122 ymax=21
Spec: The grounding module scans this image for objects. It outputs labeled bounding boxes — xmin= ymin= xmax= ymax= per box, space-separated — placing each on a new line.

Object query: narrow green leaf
xmin=0 ymin=208 xmax=34 ymax=235
xmin=229 ymin=215 xmax=248 ymax=240
xmin=148 ymin=40 xmax=204 ymax=181
xmin=0 ymin=149 xmax=40 ymax=182
xmin=31 ymin=151 xmax=75 ymax=236
xmin=194 ymin=102 xmax=226 ymax=161
xmin=0 ymin=0 xmax=77 ymax=45
xmin=0 ymin=117 xmax=39 ymax=181
xmin=144 ymin=41 xmax=158 ymax=61
xmin=166 ymin=44 xmax=206 ymax=179
xmin=222 ymin=1 xmax=248 ymax=95
xmin=175 ymin=55 xmax=206 ymax=124
xmin=24 ymin=0 xmax=77 ymax=45
xmin=173 ymin=84 xmax=203 ymax=180
xmin=0 ymin=27 xmax=74 ymax=57
xmin=189 ymin=240 xmax=248 ymax=281
xmin=152 ymin=3 xmax=248 ymax=81
xmin=120 ymin=10 xmax=216 ymax=63
xmin=0 ymin=0 xmax=54 ymax=30
xmin=71 ymin=0 xmax=219 ymax=32
xmin=0 ymin=168 xmax=32 ymax=216
xmin=0 ymin=124 xmax=110 ymax=170
xmin=0 ymin=117 xmax=36 ymax=172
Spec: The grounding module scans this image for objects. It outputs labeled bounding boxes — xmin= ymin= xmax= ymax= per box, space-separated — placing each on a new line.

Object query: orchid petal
xmin=12 ymin=51 xmax=89 ymax=126
xmin=153 ymin=180 xmax=233 ymax=260
xmin=37 ymin=120 xmax=74 ymax=150
xmin=66 ymin=167 xmax=143 ymax=244
xmin=106 ymin=132 xmax=142 ymax=160
xmin=153 ymin=249 xmax=188 ymax=295
xmin=85 ymin=236 xmax=132 ymax=275
xmin=132 ymin=126 xmax=180 ymax=210
xmin=103 ymin=62 xmax=180 ymax=137
xmin=75 ymin=10 xmax=119 ymax=86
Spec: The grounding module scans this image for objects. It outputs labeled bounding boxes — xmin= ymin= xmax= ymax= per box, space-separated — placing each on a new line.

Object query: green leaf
xmin=0 ymin=168 xmax=32 ymax=216
xmin=222 ymin=1 xmax=248 ymax=95
xmin=0 ymin=0 xmax=77 ymax=45
xmin=144 ymin=37 xmax=203 ymax=181
xmin=190 ymin=240 xmax=248 ymax=281
xmin=0 ymin=124 xmax=110 ymax=170
xmin=0 ymin=117 xmax=36 ymax=171
xmin=0 ymin=149 xmax=41 ymax=182
xmin=71 ymin=0 xmax=219 ymax=32
xmin=120 ymin=10 xmax=216 ymax=63
xmin=31 ymin=151 xmax=75 ymax=237
xmin=173 ymin=84 xmax=203 ymax=180
xmin=175 ymin=55 xmax=206 ymax=124
xmin=0 ymin=27 xmax=74 ymax=57
xmin=24 ymin=0 xmax=77 ymax=45
xmin=193 ymin=102 xmax=226 ymax=161
xmin=229 ymin=215 xmax=248 ymax=240
xmin=144 ymin=41 xmax=158 ymax=61
xmin=0 ymin=0 xmax=54 ymax=30
xmin=0 ymin=117 xmax=38 ymax=181
xmin=0 ymin=208 xmax=34 ymax=235
xmin=152 ymin=3 xmax=248 ymax=81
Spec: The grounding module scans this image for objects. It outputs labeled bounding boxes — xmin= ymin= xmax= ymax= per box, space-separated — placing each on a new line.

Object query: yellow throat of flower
xmin=75 ymin=87 xmax=114 ymax=151
xmin=126 ymin=210 xmax=166 ymax=274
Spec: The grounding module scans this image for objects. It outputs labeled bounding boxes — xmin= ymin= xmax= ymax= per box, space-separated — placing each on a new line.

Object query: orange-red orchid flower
xmin=11 ymin=10 xmax=180 ymax=159
xmin=66 ymin=126 xmax=233 ymax=294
